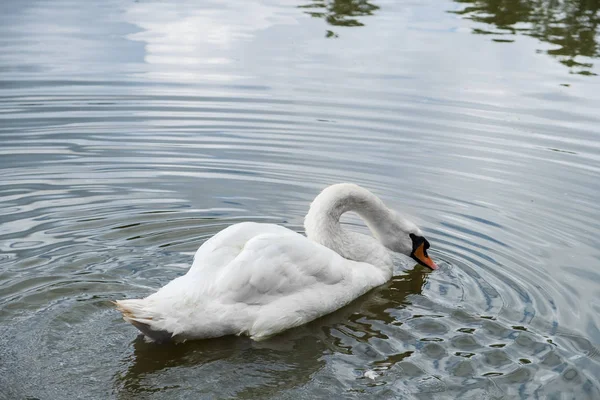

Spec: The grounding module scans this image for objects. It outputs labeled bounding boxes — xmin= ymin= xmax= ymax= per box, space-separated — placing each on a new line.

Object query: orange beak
xmin=411 ymin=242 xmax=438 ymax=270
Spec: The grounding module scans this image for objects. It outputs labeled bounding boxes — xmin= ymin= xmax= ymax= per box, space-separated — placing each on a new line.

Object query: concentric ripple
xmin=1 ymin=0 xmax=600 ymax=399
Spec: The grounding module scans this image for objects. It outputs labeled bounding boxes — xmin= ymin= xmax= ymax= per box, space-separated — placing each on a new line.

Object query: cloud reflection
xmin=124 ymin=0 xmax=299 ymax=82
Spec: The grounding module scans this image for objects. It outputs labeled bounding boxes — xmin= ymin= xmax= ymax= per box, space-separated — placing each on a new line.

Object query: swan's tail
xmin=114 ymin=299 xmax=173 ymax=343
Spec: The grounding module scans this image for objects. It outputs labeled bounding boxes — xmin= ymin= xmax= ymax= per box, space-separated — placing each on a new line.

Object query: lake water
xmin=1 ymin=0 xmax=600 ymax=398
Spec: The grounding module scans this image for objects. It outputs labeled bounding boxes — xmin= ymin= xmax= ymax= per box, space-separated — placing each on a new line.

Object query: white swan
xmin=115 ymin=183 xmax=437 ymax=342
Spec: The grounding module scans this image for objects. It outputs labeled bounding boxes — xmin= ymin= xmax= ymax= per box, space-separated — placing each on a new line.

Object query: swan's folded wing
xmin=187 ymin=222 xmax=296 ymax=276
xmin=217 ymin=231 xmax=351 ymax=305
xmin=215 ymin=231 xmax=387 ymax=339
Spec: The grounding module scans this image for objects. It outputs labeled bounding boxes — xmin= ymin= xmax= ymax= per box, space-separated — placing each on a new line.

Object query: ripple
xmin=1 ymin=0 xmax=600 ymax=398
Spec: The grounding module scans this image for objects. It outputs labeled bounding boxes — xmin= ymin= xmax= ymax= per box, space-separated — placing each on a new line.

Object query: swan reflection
xmin=114 ymin=265 xmax=427 ymax=398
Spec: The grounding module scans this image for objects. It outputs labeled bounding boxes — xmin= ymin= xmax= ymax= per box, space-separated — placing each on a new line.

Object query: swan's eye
xmin=409 ymin=234 xmax=431 ymax=256
xmin=409 ymin=233 xmax=423 ymax=250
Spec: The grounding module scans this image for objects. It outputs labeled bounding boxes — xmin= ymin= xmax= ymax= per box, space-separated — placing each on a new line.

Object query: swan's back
xmin=188 ymin=222 xmax=295 ymax=275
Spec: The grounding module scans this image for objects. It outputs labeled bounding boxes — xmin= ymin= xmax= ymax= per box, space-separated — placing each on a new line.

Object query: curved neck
xmin=304 ymin=184 xmax=393 ymax=269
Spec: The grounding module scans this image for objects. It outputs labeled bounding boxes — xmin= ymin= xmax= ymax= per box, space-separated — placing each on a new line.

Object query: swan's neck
xmin=304 ymin=184 xmax=394 ymax=270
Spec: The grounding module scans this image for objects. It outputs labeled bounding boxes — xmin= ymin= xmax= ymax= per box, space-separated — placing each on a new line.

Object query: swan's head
xmin=305 ymin=182 xmax=438 ymax=270
xmin=375 ymin=212 xmax=438 ymax=270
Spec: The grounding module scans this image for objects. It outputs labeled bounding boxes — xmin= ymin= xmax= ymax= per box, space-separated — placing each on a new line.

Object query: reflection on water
xmin=125 ymin=0 xmax=298 ymax=83
xmin=299 ymin=0 xmax=379 ymax=37
xmin=1 ymin=0 xmax=600 ymax=398
xmin=452 ymin=0 xmax=600 ymax=75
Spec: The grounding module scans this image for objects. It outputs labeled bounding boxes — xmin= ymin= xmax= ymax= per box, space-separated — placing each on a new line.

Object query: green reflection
xmin=451 ymin=0 xmax=600 ymax=75
xmin=299 ymin=0 xmax=380 ymax=37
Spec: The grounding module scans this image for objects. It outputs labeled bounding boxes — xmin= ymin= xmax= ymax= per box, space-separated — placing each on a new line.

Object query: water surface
xmin=1 ymin=0 xmax=600 ymax=398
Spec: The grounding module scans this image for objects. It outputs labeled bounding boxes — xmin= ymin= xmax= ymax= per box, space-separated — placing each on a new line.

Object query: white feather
xmin=115 ymin=183 xmax=426 ymax=342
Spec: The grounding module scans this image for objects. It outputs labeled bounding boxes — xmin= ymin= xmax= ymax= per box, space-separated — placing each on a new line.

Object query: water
xmin=1 ymin=0 xmax=600 ymax=398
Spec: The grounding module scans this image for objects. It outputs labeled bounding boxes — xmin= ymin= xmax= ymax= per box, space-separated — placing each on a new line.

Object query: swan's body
xmin=116 ymin=183 xmax=436 ymax=342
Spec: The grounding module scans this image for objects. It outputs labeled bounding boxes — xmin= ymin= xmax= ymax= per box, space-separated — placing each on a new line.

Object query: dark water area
xmin=1 ymin=0 xmax=600 ymax=398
